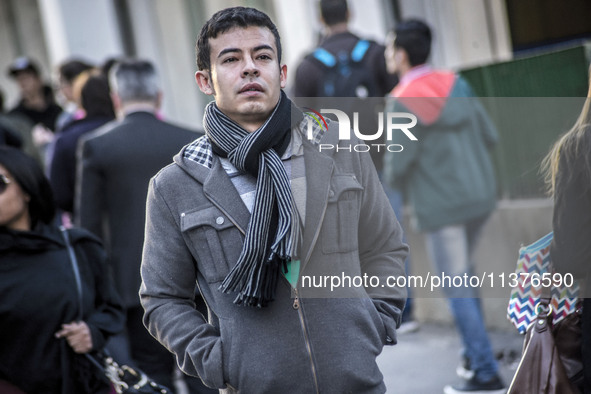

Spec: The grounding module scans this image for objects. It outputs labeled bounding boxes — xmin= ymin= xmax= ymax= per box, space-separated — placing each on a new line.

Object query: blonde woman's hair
xmin=72 ymin=68 xmax=100 ymax=108
xmin=541 ymin=65 xmax=591 ymax=196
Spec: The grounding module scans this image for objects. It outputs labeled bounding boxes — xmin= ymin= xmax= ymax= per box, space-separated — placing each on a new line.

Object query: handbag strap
xmin=535 ymin=285 xmax=552 ymax=324
xmin=60 ymin=226 xmax=83 ymax=321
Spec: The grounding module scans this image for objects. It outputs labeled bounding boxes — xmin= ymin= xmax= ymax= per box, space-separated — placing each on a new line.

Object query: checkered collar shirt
xmin=183 ymin=114 xmax=326 ymax=169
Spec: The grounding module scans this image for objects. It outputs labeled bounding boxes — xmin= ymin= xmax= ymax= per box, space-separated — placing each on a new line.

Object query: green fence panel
xmin=459 ymin=45 xmax=590 ymax=199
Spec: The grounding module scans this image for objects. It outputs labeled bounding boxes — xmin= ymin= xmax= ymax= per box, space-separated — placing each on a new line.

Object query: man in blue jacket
xmin=140 ymin=6 xmax=407 ymax=393
xmin=383 ymin=20 xmax=504 ymax=394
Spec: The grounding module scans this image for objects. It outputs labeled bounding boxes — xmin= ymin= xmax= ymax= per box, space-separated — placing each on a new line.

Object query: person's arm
xmin=457 ymin=77 xmax=498 ymax=149
xmin=49 ymin=135 xmax=74 ymax=212
xmin=293 ymin=58 xmax=320 ymax=97
xmin=78 ymin=235 xmax=125 ymax=351
xmin=75 ymin=138 xmax=104 ymax=237
xmin=358 ymin=145 xmax=408 ymax=345
xmin=0 ymin=123 xmax=23 ymax=148
xmin=56 ymin=233 xmax=124 ymax=353
xmin=139 ymin=176 xmax=225 ymax=388
xmin=475 ymin=101 xmax=498 ymax=149
xmin=372 ymin=43 xmax=398 ymax=96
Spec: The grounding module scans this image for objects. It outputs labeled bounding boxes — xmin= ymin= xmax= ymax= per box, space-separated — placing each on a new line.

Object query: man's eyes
xmin=222 ymin=54 xmax=272 ymax=63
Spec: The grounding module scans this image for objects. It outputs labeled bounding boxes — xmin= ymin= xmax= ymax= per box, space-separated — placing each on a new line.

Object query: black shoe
xmin=443 ymin=375 xmax=505 ymax=394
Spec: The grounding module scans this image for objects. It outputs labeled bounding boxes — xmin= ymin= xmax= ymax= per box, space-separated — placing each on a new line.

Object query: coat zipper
xmin=289 ymin=166 xmax=332 ymax=393
xmin=292 ymin=287 xmax=320 ymax=394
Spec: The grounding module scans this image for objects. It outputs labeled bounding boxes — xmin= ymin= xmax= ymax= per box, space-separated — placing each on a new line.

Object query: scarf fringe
xmin=223 ymin=254 xmax=290 ymax=308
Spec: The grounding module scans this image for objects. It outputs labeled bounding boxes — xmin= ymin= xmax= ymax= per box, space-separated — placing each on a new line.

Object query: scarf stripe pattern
xmin=203 ymin=93 xmax=295 ymax=307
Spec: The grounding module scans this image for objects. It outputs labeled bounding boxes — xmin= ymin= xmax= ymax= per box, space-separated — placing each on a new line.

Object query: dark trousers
xmin=127 ymin=306 xmax=175 ymax=390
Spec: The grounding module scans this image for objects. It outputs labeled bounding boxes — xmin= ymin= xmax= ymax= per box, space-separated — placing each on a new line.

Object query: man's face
xmin=58 ymin=77 xmax=74 ymax=102
xmin=14 ymin=72 xmax=42 ymax=97
xmin=384 ymin=33 xmax=398 ymax=75
xmin=196 ymin=26 xmax=287 ymax=132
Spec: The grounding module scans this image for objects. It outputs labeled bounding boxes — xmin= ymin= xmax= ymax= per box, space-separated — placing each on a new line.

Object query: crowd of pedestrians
xmin=0 ymin=1 xmax=589 ymax=393
xmin=0 ymin=55 xmax=214 ymax=393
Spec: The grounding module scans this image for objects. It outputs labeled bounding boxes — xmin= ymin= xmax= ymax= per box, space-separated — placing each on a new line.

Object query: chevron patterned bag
xmin=507 ymin=232 xmax=580 ymax=334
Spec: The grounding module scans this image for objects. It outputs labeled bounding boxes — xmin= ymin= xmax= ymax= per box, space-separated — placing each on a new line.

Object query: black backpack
xmin=307 ymin=39 xmax=379 ymax=97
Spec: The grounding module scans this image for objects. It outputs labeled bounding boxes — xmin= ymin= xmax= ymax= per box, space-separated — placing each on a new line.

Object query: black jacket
xmin=294 ymin=32 xmax=397 ymax=98
xmin=76 ymin=111 xmax=200 ymax=307
xmin=0 ymin=224 xmax=124 ymax=394
xmin=49 ymin=116 xmax=115 ymax=213
xmin=550 ymin=127 xmax=591 ymax=393
xmin=8 ymin=85 xmax=62 ymax=131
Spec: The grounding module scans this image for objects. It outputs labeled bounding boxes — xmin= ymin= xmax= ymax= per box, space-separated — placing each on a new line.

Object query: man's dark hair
xmin=58 ymin=59 xmax=94 ymax=83
xmin=394 ymin=19 xmax=432 ymax=67
xmin=0 ymin=146 xmax=56 ymax=227
xmin=196 ymin=7 xmax=282 ymax=71
xmin=81 ymin=74 xmax=115 ymax=119
xmin=101 ymin=57 xmax=120 ymax=78
xmin=320 ymin=0 xmax=349 ymax=26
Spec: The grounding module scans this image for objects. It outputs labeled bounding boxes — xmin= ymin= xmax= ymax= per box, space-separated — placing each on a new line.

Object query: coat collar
xmin=174 ymin=122 xmax=340 ymax=255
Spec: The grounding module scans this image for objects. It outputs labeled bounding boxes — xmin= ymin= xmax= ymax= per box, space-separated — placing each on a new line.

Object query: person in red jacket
xmin=384 ymin=19 xmax=504 ymax=394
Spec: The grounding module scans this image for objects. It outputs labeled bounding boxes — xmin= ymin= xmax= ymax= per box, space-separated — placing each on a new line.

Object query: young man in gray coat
xmin=140 ymin=7 xmax=407 ymax=393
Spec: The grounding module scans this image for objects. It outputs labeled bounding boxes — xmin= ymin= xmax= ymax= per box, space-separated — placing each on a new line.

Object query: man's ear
xmin=280 ymin=64 xmax=288 ymax=89
xmin=195 ymin=70 xmax=214 ymax=95
xmin=155 ymin=91 xmax=163 ymax=110
xmin=395 ymin=49 xmax=408 ymax=66
xmin=110 ymin=92 xmax=122 ymax=113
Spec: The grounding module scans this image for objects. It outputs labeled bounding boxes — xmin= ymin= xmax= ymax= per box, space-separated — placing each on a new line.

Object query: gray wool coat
xmin=140 ymin=121 xmax=408 ymax=394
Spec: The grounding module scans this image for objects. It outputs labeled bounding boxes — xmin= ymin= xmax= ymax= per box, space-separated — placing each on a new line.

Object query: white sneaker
xmin=397 ymin=320 xmax=420 ymax=334
xmin=443 ymin=375 xmax=506 ymax=394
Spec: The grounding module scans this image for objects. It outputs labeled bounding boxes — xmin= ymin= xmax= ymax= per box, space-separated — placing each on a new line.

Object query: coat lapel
xmin=299 ymin=141 xmax=334 ymax=268
xmin=182 ymin=128 xmax=336 ymax=265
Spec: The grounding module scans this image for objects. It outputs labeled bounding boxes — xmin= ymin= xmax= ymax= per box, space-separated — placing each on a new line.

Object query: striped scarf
xmin=203 ymin=90 xmax=299 ymax=307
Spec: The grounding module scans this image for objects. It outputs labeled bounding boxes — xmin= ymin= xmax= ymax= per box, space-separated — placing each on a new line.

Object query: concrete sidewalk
xmin=377 ymin=323 xmax=524 ymax=393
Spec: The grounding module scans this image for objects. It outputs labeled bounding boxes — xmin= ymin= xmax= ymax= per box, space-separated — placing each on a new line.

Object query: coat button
xmin=329 ymin=190 xmax=335 ymax=198
xmin=216 ymin=216 xmax=225 ymax=225
xmin=181 ymin=213 xmax=185 ymax=218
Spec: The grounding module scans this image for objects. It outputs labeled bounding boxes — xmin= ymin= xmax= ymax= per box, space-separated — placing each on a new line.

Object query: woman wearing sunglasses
xmin=0 ymin=146 xmax=124 ymax=393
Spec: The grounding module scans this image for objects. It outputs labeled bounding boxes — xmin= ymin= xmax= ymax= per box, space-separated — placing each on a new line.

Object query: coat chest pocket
xmin=181 ymin=206 xmax=243 ymax=283
xmin=322 ymin=174 xmax=364 ymax=254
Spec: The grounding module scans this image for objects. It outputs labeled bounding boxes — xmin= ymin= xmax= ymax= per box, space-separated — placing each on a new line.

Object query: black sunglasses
xmin=0 ymin=174 xmax=11 ymax=194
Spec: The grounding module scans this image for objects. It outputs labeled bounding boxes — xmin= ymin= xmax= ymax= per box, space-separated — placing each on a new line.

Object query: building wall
xmin=398 ymin=0 xmax=512 ymax=70
xmin=37 ymin=0 xmax=123 ymax=66
xmin=1 ymin=0 xmax=513 ymax=126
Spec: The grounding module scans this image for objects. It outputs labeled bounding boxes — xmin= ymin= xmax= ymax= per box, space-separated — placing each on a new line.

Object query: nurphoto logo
xmin=304 ymin=108 xmax=418 ymax=152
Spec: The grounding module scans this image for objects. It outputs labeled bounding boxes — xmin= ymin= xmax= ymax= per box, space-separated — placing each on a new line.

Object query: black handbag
xmin=507 ymin=297 xmax=583 ymax=394
xmin=60 ymin=227 xmax=171 ymax=394
xmin=84 ymin=351 xmax=170 ymax=394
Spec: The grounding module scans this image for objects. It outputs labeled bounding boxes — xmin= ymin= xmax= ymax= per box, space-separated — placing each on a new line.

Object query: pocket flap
xmin=181 ymin=206 xmax=234 ymax=231
xmin=328 ymin=174 xmax=364 ymax=202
